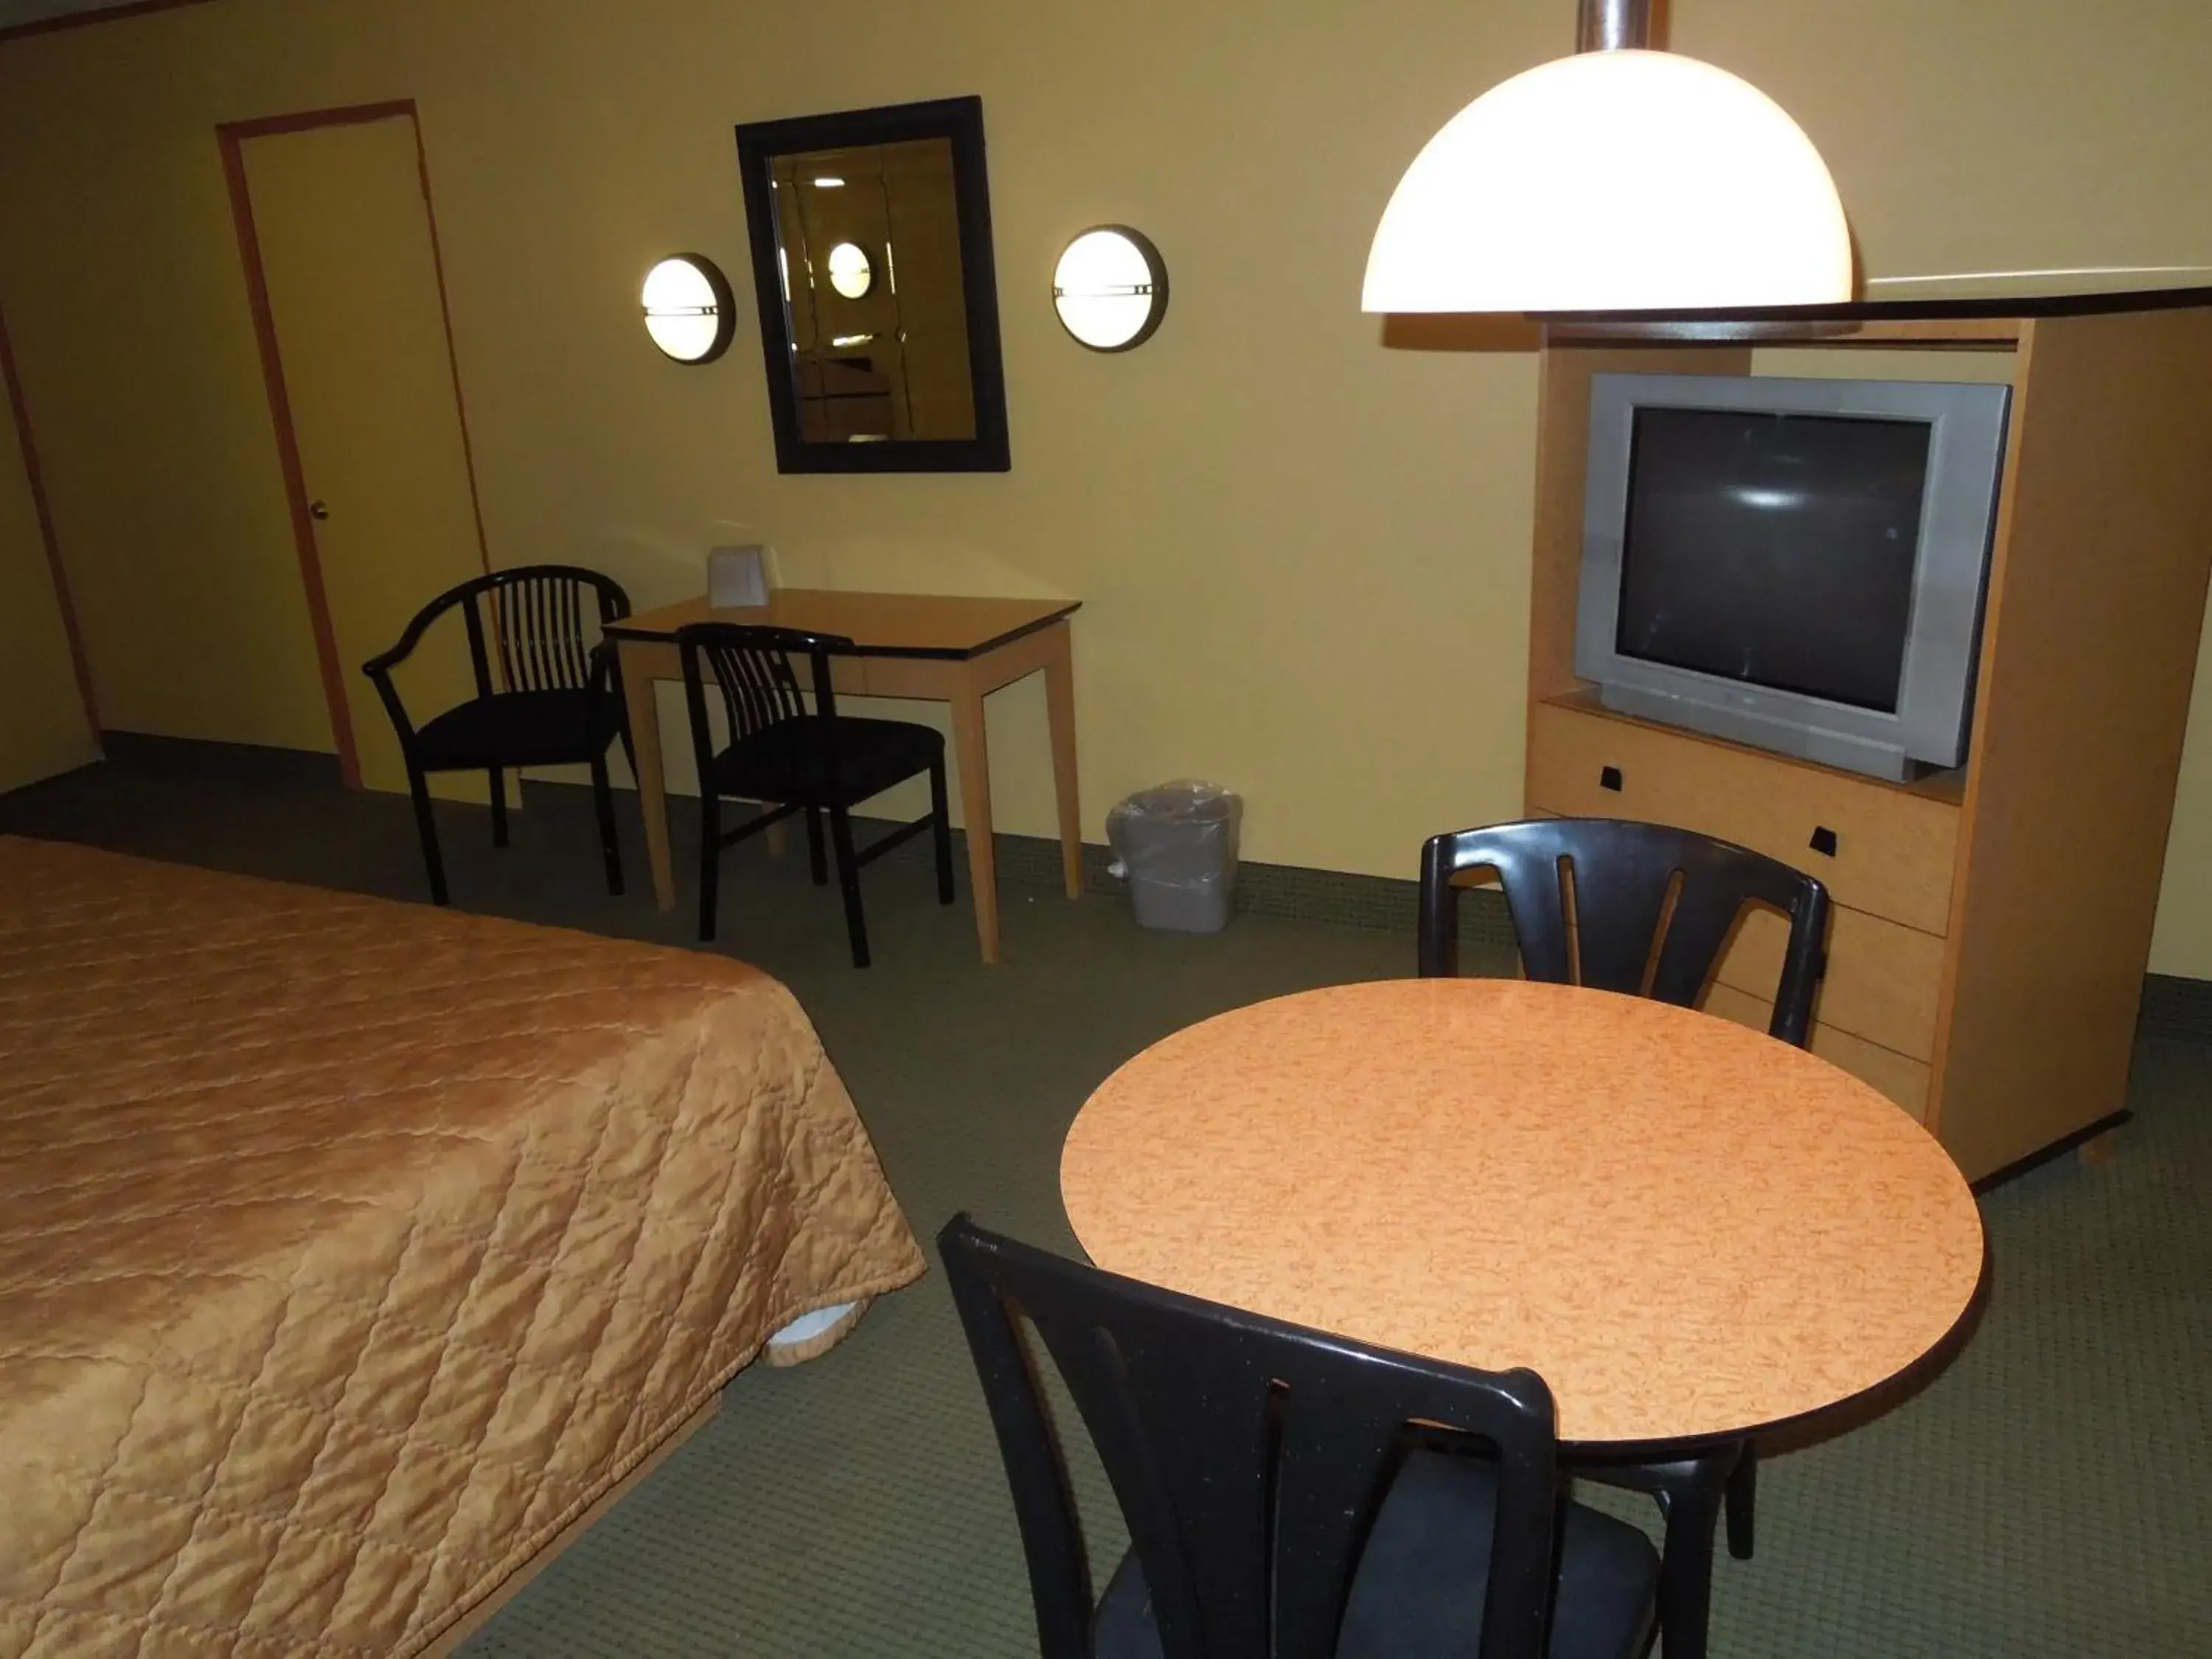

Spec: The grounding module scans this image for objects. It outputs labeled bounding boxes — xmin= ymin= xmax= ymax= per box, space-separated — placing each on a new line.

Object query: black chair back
xmin=1419 ymin=816 xmax=1829 ymax=1045
xmin=939 ymin=1214 xmax=1563 ymax=1659
xmin=366 ymin=564 xmax=630 ymax=716
xmin=471 ymin=566 xmax=629 ymax=695
xmin=675 ymin=622 xmax=852 ymax=782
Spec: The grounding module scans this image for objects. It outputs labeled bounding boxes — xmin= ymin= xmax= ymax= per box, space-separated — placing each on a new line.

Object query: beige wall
xmin=2 ymin=0 xmax=2211 ymax=970
xmin=0 ymin=327 xmax=97 ymax=793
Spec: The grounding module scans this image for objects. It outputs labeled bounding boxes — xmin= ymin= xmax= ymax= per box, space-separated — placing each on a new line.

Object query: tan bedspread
xmin=0 ymin=837 xmax=925 ymax=1658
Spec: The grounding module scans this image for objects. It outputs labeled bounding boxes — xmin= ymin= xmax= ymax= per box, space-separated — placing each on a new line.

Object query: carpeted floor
xmin=3 ymin=752 xmax=2208 ymax=1658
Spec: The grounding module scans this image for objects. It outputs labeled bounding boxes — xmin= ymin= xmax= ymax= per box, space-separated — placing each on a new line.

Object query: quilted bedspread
xmin=0 ymin=836 xmax=925 ymax=1658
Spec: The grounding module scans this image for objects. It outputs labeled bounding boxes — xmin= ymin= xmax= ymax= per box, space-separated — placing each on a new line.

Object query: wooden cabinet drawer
xmin=1527 ymin=700 xmax=1961 ymax=935
xmin=1701 ymin=983 xmax=1933 ymax=1123
xmin=1713 ymin=902 xmax=1947 ymax=1061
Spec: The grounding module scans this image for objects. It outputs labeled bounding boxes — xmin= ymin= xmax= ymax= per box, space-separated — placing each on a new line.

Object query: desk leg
xmin=1043 ymin=622 xmax=1083 ymax=900
xmin=620 ymin=642 xmax=676 ymax=911
xmin=950 ymin=673 xmax=1001 ymax=964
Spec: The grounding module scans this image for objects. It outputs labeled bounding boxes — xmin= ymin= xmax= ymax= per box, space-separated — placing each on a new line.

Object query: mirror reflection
xmin=771 ymin=140 xmax=975 ymax=443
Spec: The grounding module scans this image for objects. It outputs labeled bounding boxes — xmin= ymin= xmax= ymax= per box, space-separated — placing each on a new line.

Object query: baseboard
xmin=99 ymin=729 xmax=341 ymax=787
xmin=73 ymin=735 xmax=2211 ymax=1038
xmin=2138 ymin=974 xmax=2212 ymax=1045
xmin=850 ymin=814 xmax=1518 ymax=947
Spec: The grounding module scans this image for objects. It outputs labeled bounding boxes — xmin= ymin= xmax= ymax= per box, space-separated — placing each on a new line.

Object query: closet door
xmin=237 ymin=110 xmax=487 ymax=796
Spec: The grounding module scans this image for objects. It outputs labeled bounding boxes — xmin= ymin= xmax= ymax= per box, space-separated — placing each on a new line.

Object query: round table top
xmin=1060 ymin=978 xmax=1984 ymax=1447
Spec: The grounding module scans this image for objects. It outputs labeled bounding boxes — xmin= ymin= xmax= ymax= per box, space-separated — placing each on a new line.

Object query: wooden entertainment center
xmin=1523 ymin=292 xmax=2212 ymax=1181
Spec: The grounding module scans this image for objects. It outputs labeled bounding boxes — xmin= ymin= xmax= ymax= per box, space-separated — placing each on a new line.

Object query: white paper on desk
xmin=708 ymin=545 xmax=771 ymax=608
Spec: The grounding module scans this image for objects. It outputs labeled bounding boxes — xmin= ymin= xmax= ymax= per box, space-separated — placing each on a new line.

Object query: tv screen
xmin=1616 ymin=406 xmax=1932 ymax=712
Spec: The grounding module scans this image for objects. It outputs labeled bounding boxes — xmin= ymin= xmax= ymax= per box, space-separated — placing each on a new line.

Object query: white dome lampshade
xmin=1362 ymin=49 xmax=1854 ymax=314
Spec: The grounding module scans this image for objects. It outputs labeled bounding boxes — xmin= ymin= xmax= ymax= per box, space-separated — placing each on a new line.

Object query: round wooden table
xmin=1061 ymin=978 xmax=1985 ymax=1658
xmin=1063 ymin=976 xmax=1983 ymax=1446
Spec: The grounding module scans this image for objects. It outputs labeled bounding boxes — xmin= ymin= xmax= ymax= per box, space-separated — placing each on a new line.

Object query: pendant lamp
xmin=1362 ymin=0 xmax=1853 ymax=313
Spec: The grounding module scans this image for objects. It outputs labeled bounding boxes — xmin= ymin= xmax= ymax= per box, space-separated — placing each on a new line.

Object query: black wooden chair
xmin=1416 ymin=816 xmax=1831 ymax=1611
xmin=362 ymin=565 xmax=632 ymax=907
xmin=677 ymin=622 xmax=953 ymax=967
xmin=939 ymin=1213 xmax=1659 ymax=1659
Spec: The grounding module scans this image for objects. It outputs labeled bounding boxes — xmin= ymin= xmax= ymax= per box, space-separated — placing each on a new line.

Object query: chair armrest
xmin=361 ymin=632 xmax=431 ymax=747
xmin=362 ymin=608 xmax=437 ymax=681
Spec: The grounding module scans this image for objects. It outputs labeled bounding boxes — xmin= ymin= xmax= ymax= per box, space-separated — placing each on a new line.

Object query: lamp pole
xmin=1577 ymin=0 xmax=1656 ymax=52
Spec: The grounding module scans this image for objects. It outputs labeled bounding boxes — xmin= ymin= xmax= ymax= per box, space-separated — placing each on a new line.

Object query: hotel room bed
xmin=0 ymin=835 xmax=925 ymax=1658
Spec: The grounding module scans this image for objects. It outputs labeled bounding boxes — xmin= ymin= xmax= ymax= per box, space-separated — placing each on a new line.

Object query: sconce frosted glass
xmin=1053 ymin=226 xmax=1167 ymax=351
xmin=641 ymin=254 xmax=736 ymax=363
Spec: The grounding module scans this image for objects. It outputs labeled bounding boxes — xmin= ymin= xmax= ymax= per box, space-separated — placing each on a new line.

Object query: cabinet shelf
xmin=1537 ymin=688 xmax=1969 ymax=807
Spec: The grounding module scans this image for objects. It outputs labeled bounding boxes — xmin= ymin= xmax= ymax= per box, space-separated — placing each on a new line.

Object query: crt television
xmin=1574 ymin=373 xmax=2012 ymax=782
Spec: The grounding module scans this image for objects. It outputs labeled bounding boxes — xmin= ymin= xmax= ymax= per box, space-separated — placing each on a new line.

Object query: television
xmin=1573 ymin=373 xmax=2012 ymax=782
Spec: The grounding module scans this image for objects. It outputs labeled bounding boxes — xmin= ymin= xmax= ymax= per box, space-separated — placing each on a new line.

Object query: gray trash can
xmin=1106 ymin=780 xmax=1242 ymax=933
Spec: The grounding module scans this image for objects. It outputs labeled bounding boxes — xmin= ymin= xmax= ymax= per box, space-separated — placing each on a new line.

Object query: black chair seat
xmin=707 ymin=713 xmax=945 ymax=807
xmin=414 ymin=688 xmax=623 ymax=771
xmin=1093 ymin=1446 xmax=1658 ymax=1659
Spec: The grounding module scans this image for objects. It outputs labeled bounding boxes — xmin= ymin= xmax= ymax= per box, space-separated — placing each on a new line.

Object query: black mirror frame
xmin=734 ymin=94 xmax=1012 ymax=474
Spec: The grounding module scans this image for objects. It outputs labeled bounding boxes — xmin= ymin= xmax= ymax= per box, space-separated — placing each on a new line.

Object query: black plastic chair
xmin=1418 ymin=816 xmax=1829 ymax=1045
xmin=1416 ymin=815 xmax=1831 ymax=1630
xmin=362 ymin=565 xmax=632 ymax=906
xmin=939 ymin=1214 xmax=1659 ymax=1659
xmin=678 ymin=622 xmax=953 ymax=967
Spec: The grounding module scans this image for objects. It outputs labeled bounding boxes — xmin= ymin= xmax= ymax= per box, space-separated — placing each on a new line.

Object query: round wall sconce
xmin=825 ymin=241 xmax=874 ymax=299
xmin=641 ymin=254 xmax=736 ymax=364
xmin=1052 ymin=226 xmax=1167 ymax=352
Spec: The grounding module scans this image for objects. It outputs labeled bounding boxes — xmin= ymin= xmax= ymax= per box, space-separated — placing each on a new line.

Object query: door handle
xmin=308 ymin=500 xmax=330 ymax=521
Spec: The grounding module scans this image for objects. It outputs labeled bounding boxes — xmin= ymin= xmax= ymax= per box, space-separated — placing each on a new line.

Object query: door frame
xmin=0 ymin=295 xmax=102 ymax=741
xmin=0 ymin=1 xmax=216 ymax=45
xmin=218 ymin=100 xmax=493 ymax=788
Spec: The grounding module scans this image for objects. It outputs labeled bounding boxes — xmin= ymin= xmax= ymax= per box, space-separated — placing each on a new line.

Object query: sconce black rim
xmin=644 ymin=251 xmax=737 ymax=364
xmin=1053 ymin=223 xmax=1169 ymax=353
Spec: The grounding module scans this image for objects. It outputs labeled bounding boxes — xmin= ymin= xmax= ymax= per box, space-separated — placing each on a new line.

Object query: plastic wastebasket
xmin=1106 ymin=780 xmax=1242 ymax=933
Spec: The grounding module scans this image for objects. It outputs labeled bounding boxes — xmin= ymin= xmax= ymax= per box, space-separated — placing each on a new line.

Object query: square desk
xmin=605 ymin=591 xmax=1082 ymax=964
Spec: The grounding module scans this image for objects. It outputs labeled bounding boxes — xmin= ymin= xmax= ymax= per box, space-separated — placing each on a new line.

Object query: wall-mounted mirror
xmin=734 ymin=96 xmax=1010 ymax=473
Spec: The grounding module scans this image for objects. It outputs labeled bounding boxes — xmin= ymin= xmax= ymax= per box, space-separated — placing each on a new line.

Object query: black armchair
xmin=362 ymin=565 xmax=632 ymax=905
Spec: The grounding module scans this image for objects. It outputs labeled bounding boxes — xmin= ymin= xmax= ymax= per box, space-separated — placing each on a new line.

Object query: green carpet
xmin=4 ymin=751 xmax=2206 ymax=1658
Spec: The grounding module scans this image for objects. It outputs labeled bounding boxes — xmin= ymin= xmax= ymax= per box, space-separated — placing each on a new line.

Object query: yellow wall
xmin=3 ymin=0 xmax=2212 ymax=969
xmin=0 ymin=336 xmax=97 ymax=793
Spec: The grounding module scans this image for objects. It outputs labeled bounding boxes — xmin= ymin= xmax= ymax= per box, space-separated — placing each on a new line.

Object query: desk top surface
xmin=608 ymin=590 xmax=1079 ymax=658
xmin=1060 ymin=977 xmax=1984 ymax=1448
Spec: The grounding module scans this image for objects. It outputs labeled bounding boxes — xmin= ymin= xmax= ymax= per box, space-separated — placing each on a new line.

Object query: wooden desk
xmin=606 ymin=591 xmax=1082 ymax=964
xmin=1062 ymin=978 xmax=1984 ymax=1656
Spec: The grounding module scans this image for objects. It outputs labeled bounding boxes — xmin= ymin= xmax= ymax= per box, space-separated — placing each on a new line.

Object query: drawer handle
xmin=1599 ymin=765 xmax=1623 ymax=793
xmin=1809 ymin=826 xmax=1838 ymax=857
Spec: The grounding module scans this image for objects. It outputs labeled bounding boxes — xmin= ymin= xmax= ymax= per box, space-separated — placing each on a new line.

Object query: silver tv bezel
xmin=1574 ymin=372 xmax=2013 ymax=782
